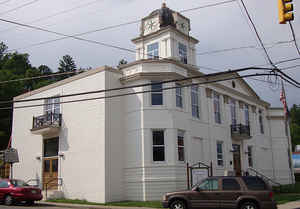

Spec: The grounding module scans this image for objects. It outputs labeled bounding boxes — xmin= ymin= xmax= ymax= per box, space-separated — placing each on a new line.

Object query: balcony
xmin=31 ymin=113 xmax=62 ymax=135
xmin=230 ymin=124 xmax=251 ymax=140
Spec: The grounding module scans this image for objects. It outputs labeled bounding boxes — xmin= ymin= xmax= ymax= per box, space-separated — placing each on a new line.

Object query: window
xmin=259 ymin=110 xmax=264 ymax=134
xmin=248 ymin=146 xmax=253 ymax=167
xmin=45 ymin=97 xmax=60 ymax=115
xmin=10 ymin=180 xmax=29 ymax=187
xmin=178 ymin=43 xmax=187 ymax=64
xmin=230 ymin=99 xmax=237 ymax=125
xmin=147 ymin=42 xmax=159 ymax=59
xmin=0 ymin=181 xmax=9 ymax=188
xmin=176 ymin=83 xmax=183 ymax=108
xmin=191 ymin=85 xmax=200 ymax=118
xmin=177 ymin=130 xmax=185 ymax=161
xmin=198 ymin=179 xmax=218 ymax=191
xmin=43 ymin=137 xmax=59 ymax=157
xmin=214 ymin=92 xmax=221 ymax=124
xmin=222 ymin=179 xmax=241 ymax=190
xmin=151 ymin=81 xmax=163 ymax=105
xmin=152 ymin=130 xmax=165 ymax=162
xmin=245 ymin=104 xmax=250 ymax=126
xmin=216 ymin=142 xmax=224 ymax=166
xmin=242 ymin=177 xmax=267 ymax=190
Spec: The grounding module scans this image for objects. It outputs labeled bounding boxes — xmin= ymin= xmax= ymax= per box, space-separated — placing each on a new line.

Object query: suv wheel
xmin=240 ymin=202 xmax=258 ymax=209
xmin=170 ymin=200 xmax=186 ymax=209
xmin=4 ymin=195 xmax=13 ymax=206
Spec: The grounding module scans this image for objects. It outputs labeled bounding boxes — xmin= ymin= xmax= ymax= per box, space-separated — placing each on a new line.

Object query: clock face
xmin=144 ymin=18 xmax=158 ymax=34
xmin=176 ymin=20 xmax=189 ymax=34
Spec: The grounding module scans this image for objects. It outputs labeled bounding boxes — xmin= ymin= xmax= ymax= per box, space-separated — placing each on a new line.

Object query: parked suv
xmin=162 ymin=176 xmax=277 ymax=209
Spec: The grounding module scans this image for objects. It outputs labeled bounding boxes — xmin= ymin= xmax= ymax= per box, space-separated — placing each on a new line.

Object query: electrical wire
xmin=0 ymin=0 xmax=40 ymax=16
xmin=0 ymin=70 xmax=77 ymax=84
xmin=0 ymin=66 xmax=274 ymax=105
xmin=239 ymin=0 xmax=274 ymax=67
xmin=0 ymin=73 xmax=274 ymax=110
xmin=197 ymin=40 xmax=294 ymax=56
xmin=274 ymin=57 xmax=300 ymax=65
xmin=0 ymin=0 xmax=11 ymax=5
xmin=288 ymin=21 xmax=300 ymax=55
xmin=0 ymin=0 xmax=104 ymax=33
xmin=3 ymin=0 xmax=237 ymax=53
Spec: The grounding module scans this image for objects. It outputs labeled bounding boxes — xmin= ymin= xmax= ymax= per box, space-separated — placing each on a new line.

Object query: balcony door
xmin=43 ymin=138 xmax=59 ymax=190
xmin=232 ymin=144 xmax=242 ymax=176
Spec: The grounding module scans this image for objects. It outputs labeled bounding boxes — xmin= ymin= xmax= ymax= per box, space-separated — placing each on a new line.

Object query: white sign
xmin=4 ymin=148 xmax=19 ymax=163
xmin=192 ymin=169 xmax=208 ymax=186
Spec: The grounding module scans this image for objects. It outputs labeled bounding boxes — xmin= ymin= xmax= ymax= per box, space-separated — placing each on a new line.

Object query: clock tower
xmin=132 ymin=3 xmax=199 ymax=65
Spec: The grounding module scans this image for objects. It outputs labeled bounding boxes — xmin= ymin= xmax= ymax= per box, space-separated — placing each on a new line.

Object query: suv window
xmin=0 ymin=181 xmax=9 ymax=188
xmin=242 ymin=177 xmax=267 ymax=190
xmin=198 ymin=179 xmax=218 ymax=191
xmin=222 ymin=178 xmax=241 ymax=190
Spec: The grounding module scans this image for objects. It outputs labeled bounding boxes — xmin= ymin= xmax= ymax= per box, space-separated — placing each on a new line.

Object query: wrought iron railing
xmin=32 ymin=113 xmax=62 ymax=130
xmin=231 ymin=124 xmax=251 ymax=137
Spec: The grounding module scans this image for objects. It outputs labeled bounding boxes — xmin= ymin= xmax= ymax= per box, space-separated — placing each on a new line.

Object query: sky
xmin=0 ymin=0 xmax=299 ymax=107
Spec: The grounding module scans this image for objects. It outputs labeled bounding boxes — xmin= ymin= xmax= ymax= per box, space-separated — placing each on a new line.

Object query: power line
xmin=4 ymin=0 xmax=237 ymax=53
xmin=0 ymin=66 xmax=273 ymax=105
xmin=274 ymin=57 xmax=300 ymax=65
xmin=0 ymin=0 xmax=104 ymax=33
xmin=239 ymin=0 xmax=274 ymax=66
xmin=0 ymin=70 xmax=77 ymax=84
xmin=288 ymin=21 xmax=300 ymax=55
xmin=0 ymin=73 xmax=273 ymax=110
xmin=0 ymin=0 xmax=40 ymax=16
xmin=196 ymin=40 xmax=294 ymax=56
xmin=0 ymin=0 xmax=11 ymax=5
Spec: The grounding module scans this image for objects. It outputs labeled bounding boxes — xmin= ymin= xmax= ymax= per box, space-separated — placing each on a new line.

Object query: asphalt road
xmin=0 ymin=204 xmax=72 ymax=209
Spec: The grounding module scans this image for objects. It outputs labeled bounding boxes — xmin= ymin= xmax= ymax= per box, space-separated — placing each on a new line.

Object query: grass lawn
xmin=274 ymin=193 xmax=300 ymax=205
xmin=47 ymin=199 xmax=163 ymax=208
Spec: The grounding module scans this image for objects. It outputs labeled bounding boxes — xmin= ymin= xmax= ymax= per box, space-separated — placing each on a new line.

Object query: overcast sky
xmin=0 ymin=0 xmax=299 ymax=107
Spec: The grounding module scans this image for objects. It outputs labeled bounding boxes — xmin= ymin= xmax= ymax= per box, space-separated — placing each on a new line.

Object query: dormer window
xmin=179 ymin=43 xmax=187 ymax=64
xmin=147 ymin=42 xmax=159 ymax=59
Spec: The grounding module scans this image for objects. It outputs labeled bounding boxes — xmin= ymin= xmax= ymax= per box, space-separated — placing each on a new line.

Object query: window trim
xmin=191 ymin=85 xmax=200 ymax=118
xmin=177 ymin=130 xmax=185 ymax=162
xmin=176 ymin=83 xmax=183 ymax=108
xmin=214 ymin=92 xmax=221 ymax=124
xmin=152 ymin=130 xmax=165 ymax=163
xmin=216 ymin=141 xmax=224 ymax=167
xmin=244 ymin=104 xmax=250 ymax=126
xmin=151 ymin=81 xmax=163 ymax=106
xmin=259 ymin=110 xmax=264 ymax=134
xmin=230 ymin=99 xmax=237 ymax=125
xmin=178 ymin=42 xmax=187 ymax=64
xmin=248 ymin=146 xmax=253 ymax=167
xmin=147 ymin=42 xmax=159 ymax=59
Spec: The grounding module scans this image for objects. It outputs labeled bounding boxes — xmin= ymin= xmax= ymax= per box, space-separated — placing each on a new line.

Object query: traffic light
xmin=278 ymin=0 xmax=294 ymax=24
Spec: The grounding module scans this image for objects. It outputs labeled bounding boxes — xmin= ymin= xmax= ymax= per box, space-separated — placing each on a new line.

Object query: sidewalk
xmin=278 ymin=200 xmax=300 ymax=209
xmin=39 ymin=201 xmax=300 ymax=209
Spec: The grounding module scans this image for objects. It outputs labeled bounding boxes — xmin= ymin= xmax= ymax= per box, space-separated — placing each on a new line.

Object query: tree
xmin=38 ymin=65 xmax=52 ymax=75
xmin=58 ymin=55 xmax=77 ymax=80
xmin=290 ymin=104 xmax=300 ymax=151
xmin=0 ymin=42 xmax=8 ymax=61
xmin=117 ymin=59 xmax=127 ymax=68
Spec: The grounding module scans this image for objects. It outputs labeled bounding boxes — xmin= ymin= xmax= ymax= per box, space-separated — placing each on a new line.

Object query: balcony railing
xmin=31 ymin=113 xmax=62 ymax=134
xmin=230 ymin=124 xmax=251 ymax=140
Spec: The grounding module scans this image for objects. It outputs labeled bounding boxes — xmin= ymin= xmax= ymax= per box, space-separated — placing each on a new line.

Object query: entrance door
xmin=232 ymin=144 xmax=242 ymax=176
xmin=43 ymin=158 xmax=58 ymax=190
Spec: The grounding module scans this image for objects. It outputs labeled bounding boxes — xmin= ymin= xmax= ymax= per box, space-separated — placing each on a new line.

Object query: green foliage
xmin=274 ymin=194 xmax=300 ymax=204
xmin=0 ymin=42 xmax=57 ymax=150
xmin=58 ymin=54 xmax=77 ymax=80
xmin=290 ymin=104 xmax=300 ymax=150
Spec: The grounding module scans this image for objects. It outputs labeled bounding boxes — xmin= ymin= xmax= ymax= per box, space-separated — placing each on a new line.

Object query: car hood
xmin=165 ymin=190 xmax=192 ymax=196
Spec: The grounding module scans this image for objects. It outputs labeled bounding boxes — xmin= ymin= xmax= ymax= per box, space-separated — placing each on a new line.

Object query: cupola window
xmin=147 ymin=42 xmax=159 ymax=59
xmin=179 ymin=42 xmax=187 ymax=64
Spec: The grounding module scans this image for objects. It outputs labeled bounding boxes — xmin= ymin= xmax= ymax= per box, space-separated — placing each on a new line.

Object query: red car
xmin=0 ymin=179 xmax=42 ymax=206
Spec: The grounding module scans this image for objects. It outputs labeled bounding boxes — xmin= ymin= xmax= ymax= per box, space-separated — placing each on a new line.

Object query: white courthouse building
xmin=12 ymin=4 xmax=293 ymax=203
